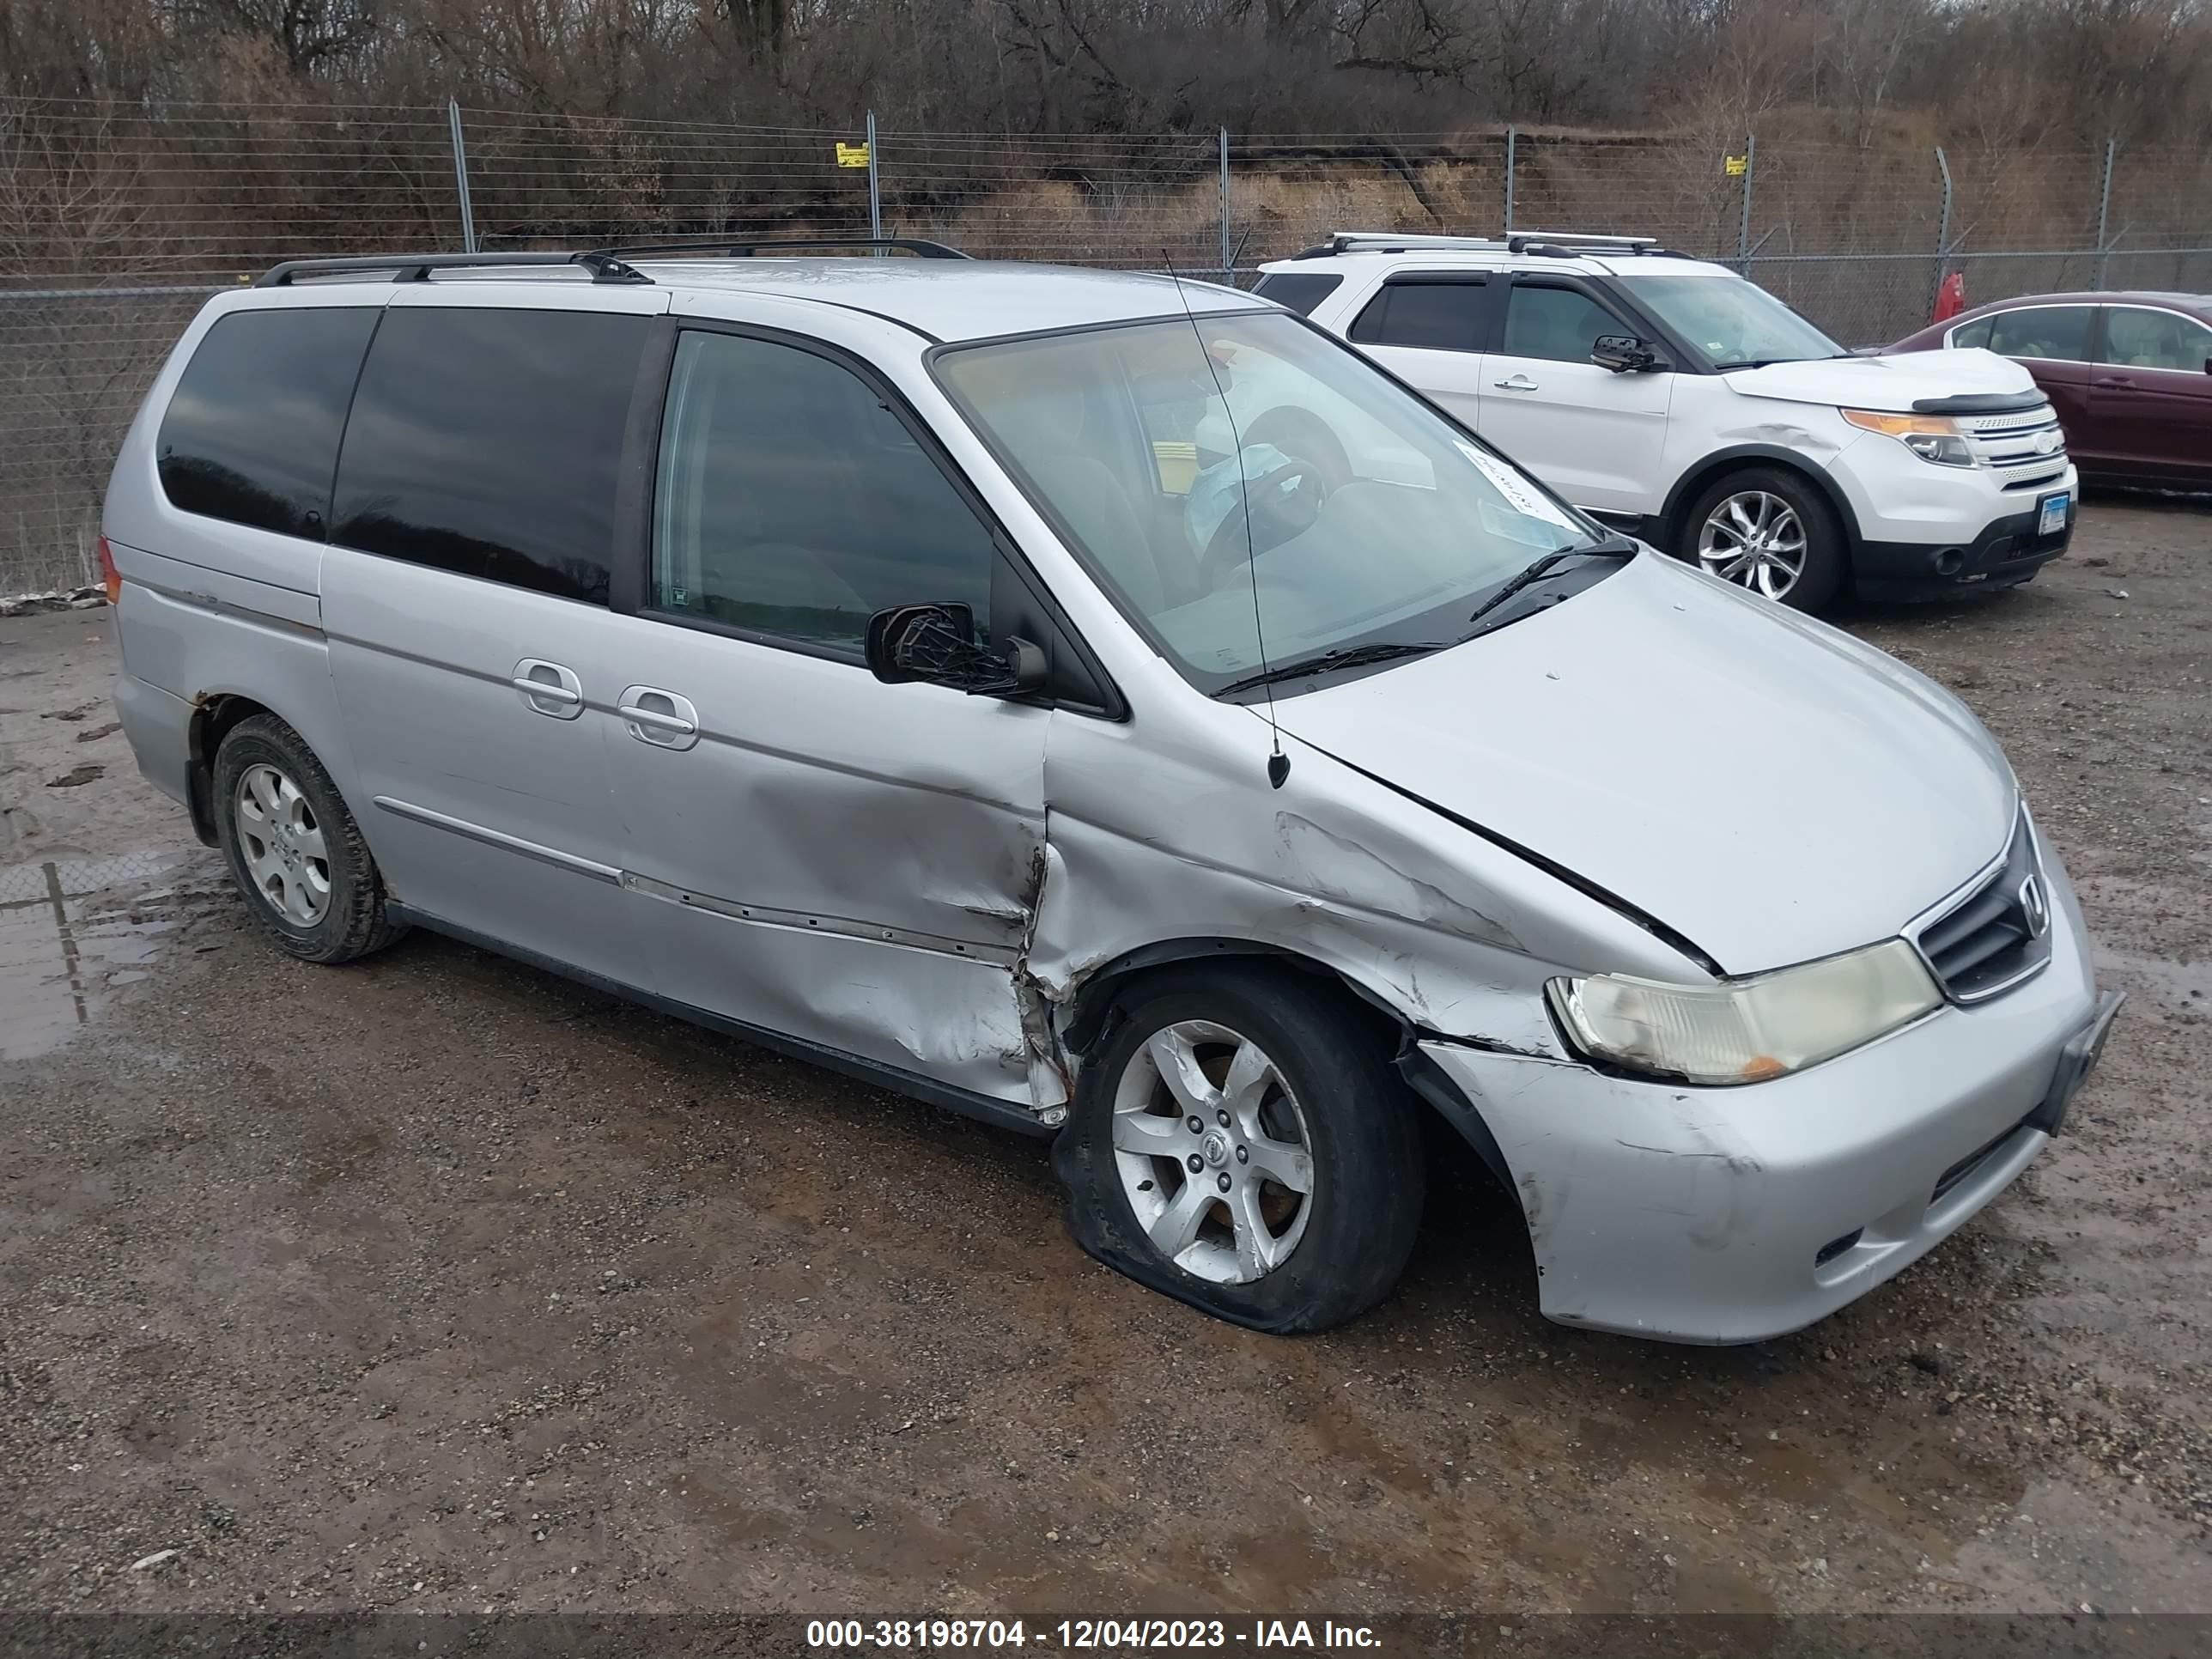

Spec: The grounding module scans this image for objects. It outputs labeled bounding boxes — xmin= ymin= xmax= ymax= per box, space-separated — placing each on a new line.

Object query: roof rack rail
xmin=256 ymin=251 xmax=649 ymax=288
xmin=1504 ymin=231 xmax=1658 ymax=249
xmin=1293 ymin=231 xmax=1510 ymax=258
xmin=595 ymin=236 xmax=970 ymax=261
xmin=1290 ymin=228 xmax=1690 ymax=261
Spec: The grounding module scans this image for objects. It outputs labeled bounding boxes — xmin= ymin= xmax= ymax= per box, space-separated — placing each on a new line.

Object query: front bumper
xmin=1856 ymin=496 xmax=2077 ymax=600
xmin=1419 ymin=872 xmax=2111 ymax=1345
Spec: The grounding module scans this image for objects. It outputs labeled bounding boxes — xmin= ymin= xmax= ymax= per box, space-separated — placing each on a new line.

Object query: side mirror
xmin=865 ymin=603 xmax=1048 ymax=697
xmin=1591 ymin=333 xmax=1664 ymax=374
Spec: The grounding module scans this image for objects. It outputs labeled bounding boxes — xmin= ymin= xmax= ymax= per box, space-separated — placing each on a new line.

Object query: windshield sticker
xmin=1455 ymin=441 xmax=1579 ymax=531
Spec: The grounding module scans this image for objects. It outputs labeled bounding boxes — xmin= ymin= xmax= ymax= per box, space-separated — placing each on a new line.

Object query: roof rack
xmin=254 ymin=237 xmax=971 ymax=289
xmin=257 ymin=251 xmax=650 ymax=288
xmin=595 ymin=236 xmax=970 ymax=261
xmin=1291 ymin=229 xmax=1689 ymax=260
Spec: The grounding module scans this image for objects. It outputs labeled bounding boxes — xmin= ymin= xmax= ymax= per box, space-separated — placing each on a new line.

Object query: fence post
xmin=1504 ymin=125 xmax=1516 ymax=233
xmin=1219 ymin=126 xmax=1232 ymax=284
xmin=1930 ymin=145 xmax=1953 ymax=322
xmin=1736 ymin=131 xmax=1755 ymax=273
xmin=866 ymin=111 xmax=883 ymax=243
xmin=2094 ymin=136 xmax=2116 ymax=289
xmin=447 ymin=99 xmax=478 ymax=254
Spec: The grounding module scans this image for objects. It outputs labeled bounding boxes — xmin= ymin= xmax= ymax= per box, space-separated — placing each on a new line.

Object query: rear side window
xmin=649 ymin=330 xmax=995 ymax=652
xmin=2103 ymin=307 xmax=2212 ymax=371
xmin=331 ymin=307 xmax=649 ymax=605
xmin=1253 ymin=272 xmax=1343 ymax=317
xmin=157 ymin=307 xmax=379 ymax=539
xmin=1502 ymin=285 xmax=1622 ymax=363
xmin=1348 ymin=280 xmax=1486 ymax=351
xmin=1984 ymin=307 xmax=2094 ymax=363
xmin=1949 ymin=317 xmax=1993 ymax=349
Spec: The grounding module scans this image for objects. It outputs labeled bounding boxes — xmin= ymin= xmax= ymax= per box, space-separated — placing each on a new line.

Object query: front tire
xmin=1053 ymin=966 xmax=1424 ymax=1333
xmin=1680 ymin=465 xmax=1846 ymax=611
xmin=212 ymin=714 xmax=406 ymax=964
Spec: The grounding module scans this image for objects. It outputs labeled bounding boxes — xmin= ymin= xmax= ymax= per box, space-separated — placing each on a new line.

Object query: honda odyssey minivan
xmin=101 ymin=242 xmax=2121 ymax=1343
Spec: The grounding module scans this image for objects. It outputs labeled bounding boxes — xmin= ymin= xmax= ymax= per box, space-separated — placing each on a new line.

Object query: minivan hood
xmin=1267 ymin=554 xmax=2017 ymax=975
xmin=1723 ymin=347 xmax=2038 ymax=413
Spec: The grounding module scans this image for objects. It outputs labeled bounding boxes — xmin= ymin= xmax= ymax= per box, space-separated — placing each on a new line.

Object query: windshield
xmin=933 ymin=312 xmax=1605 ymax=693
xmin=1620 ymin=274 xmax=1843 ymax=368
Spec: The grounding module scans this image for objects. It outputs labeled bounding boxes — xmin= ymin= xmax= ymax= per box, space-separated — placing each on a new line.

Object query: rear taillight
xmin=97 ymin=536 xmax=121 ymax=605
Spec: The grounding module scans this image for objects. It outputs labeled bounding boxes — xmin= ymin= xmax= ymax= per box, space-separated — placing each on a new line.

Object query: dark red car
xmin=1891 ymin=291 xmax=2212 ymax=489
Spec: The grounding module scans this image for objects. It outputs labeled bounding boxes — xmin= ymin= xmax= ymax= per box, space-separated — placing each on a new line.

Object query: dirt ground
xmin=2 ymin=501 xmax=2208 ymax=1624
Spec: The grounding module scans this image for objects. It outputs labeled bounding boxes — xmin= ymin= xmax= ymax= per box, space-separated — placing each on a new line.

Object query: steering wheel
xmin=1199 ymin=455 xmax=1325 ymax=587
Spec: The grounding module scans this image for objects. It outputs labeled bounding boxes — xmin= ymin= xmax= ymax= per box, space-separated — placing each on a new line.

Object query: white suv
xmin=1258 ymin=232 xmax=2081 ymax=611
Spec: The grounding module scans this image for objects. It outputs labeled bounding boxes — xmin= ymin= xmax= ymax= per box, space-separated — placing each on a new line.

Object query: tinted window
xmin=157 ymin=307 xmax=378 ymax=539
xmin=331 ymin=307 xmax=648 ymax=605
xmin=1985 ymin=307 xmax=2094 ymax=362
xmin=651 ymin=331 xmax=994 ymax=652
xmin=1502 ymin=285 xmax=1623 ymax=363
xmin=1253 ymin=272 xmax=1343 ymax=317
xmin=2103 ymin=307 xmax=2212 ymax=371
xmin=1348 ymin=280 xmax=1485 ymax=350
xmin=1949 ymin=317 xmax=1993 ymax=349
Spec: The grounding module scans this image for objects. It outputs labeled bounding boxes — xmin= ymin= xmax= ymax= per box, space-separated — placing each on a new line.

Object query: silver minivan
xmin=101 ymin=243 xmax=2121 ymax=1344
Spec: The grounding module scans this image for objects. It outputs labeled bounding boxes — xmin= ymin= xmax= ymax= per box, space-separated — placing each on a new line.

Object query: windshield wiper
xmin=1464 ymin=538 xmax=1638 ymax=635
xmin=1217 ymin=640 xmax=1449 ymax=697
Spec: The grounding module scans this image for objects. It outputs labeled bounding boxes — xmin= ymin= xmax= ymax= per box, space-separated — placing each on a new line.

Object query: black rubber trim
xmin=1911 ymin=388 xmax=2051 ymax=415
xmin=383 ymin=902 xmax=1056 ymax=1139
xmin=2024 ymin=990 xmax=2125 ymax=1137
xmin=1395 ymin=1042 xmax=1514 ymax=1187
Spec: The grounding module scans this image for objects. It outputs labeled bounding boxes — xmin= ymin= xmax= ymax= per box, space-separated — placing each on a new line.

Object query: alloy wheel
xmin=234 ymin=762 xmax=331 ymax=927
xmin=1697 ymin=490 xmax=1808 ymax=599
xmin=1109 ymin=1019 xmax=1315 ymax=1284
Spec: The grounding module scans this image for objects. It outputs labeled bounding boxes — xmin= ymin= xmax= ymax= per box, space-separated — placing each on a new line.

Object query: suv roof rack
xmin=256 ymin=237 xmax=971 ymax=289
xmin=1290 ymin=229 xmax=1689 ymax=260
xmin=257 ymin=251 xmax=653 ymax=288
xmin=596 ymin=236 xmax=970 ymax=261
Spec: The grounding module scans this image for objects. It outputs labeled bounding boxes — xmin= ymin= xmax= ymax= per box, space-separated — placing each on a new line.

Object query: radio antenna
xmin=1163 ymin=252 xmax=1290 ymax=789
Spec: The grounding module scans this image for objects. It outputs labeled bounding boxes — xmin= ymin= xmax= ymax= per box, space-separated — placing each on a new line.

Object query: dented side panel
xmin=592 ymin=609 xmax=1052 ymax=1107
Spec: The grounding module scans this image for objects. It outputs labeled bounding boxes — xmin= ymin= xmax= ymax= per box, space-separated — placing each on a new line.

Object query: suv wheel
xmin=212 ymin=714 xmax=407 ymax=963
xmin=1682 ymin=466 xmax=1845 ymax=611
xmin=1053 ymin=966 xmax=1424 ymax=1333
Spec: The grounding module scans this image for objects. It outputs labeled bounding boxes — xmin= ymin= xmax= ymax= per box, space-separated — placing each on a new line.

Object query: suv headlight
xmin=1842 ymin=408 xmax=1976 ymax=467
xmin=1547 ymin=939 xmax=1942 ymax=1085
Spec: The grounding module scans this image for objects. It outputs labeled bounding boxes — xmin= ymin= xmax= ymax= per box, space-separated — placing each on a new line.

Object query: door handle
xmin=1493 ymin=374 xmax=1539 ymax=391
xmin=511 ymin=658 xmax=584 ymax=720
xmin=618 ymin=686 xmax=701 ymax=750
xmin=2093 ymin=376 xmax=2129 ymax=386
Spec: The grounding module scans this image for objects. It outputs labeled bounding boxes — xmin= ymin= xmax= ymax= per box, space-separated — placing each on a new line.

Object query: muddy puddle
xmin=0 ymin=848 xmax=224 ymax=1060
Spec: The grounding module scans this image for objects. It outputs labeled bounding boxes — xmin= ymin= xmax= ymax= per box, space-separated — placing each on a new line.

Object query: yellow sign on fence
xmin=1724 ymin=155 xmax=1748 ymax=177
xmin=836 ymin=142 xmax=872 ymax=169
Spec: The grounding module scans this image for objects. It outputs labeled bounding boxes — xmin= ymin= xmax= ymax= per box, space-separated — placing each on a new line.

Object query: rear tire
xmin=1053 ymin=965 xmax=1424 ymax=1333
xmin=212 ymin=714 xmax=406 ymax=964
xmin=1680 ymin=465 xmax=1846 ymax=612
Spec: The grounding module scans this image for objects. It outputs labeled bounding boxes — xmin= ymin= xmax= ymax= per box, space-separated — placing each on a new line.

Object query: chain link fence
xmin=4 ymin=96 xmax=2209 ymax=594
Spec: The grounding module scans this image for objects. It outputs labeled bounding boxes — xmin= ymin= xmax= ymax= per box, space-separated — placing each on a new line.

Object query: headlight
xmin=1841 ymin=408 xmax=1976 ymax=467
xmin=1547 ymin=939 xmax=1942 ymax=1086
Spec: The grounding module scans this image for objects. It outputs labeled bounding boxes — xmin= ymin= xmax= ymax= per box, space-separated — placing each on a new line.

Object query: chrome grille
xmin=1960 ymin=404 xmax=2068 ymax=486
xmin=1910 ymin=813 xmax=2054 ymax=1003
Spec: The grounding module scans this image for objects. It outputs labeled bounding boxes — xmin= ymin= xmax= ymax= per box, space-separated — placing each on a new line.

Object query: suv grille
xmin=1960 ymin=404 xmax=2069 ymax=492
xmin=1911 ymin=814 xmax=2053 ymax=1003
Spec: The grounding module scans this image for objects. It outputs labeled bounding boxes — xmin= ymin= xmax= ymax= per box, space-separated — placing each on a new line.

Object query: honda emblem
xmin=2019 ymin=874 xmax=2050 ymax=939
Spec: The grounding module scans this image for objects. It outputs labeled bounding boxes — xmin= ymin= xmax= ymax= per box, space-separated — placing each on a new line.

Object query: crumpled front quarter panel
xmin=1028 ymin=694 xmax=1711 ymax=1055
